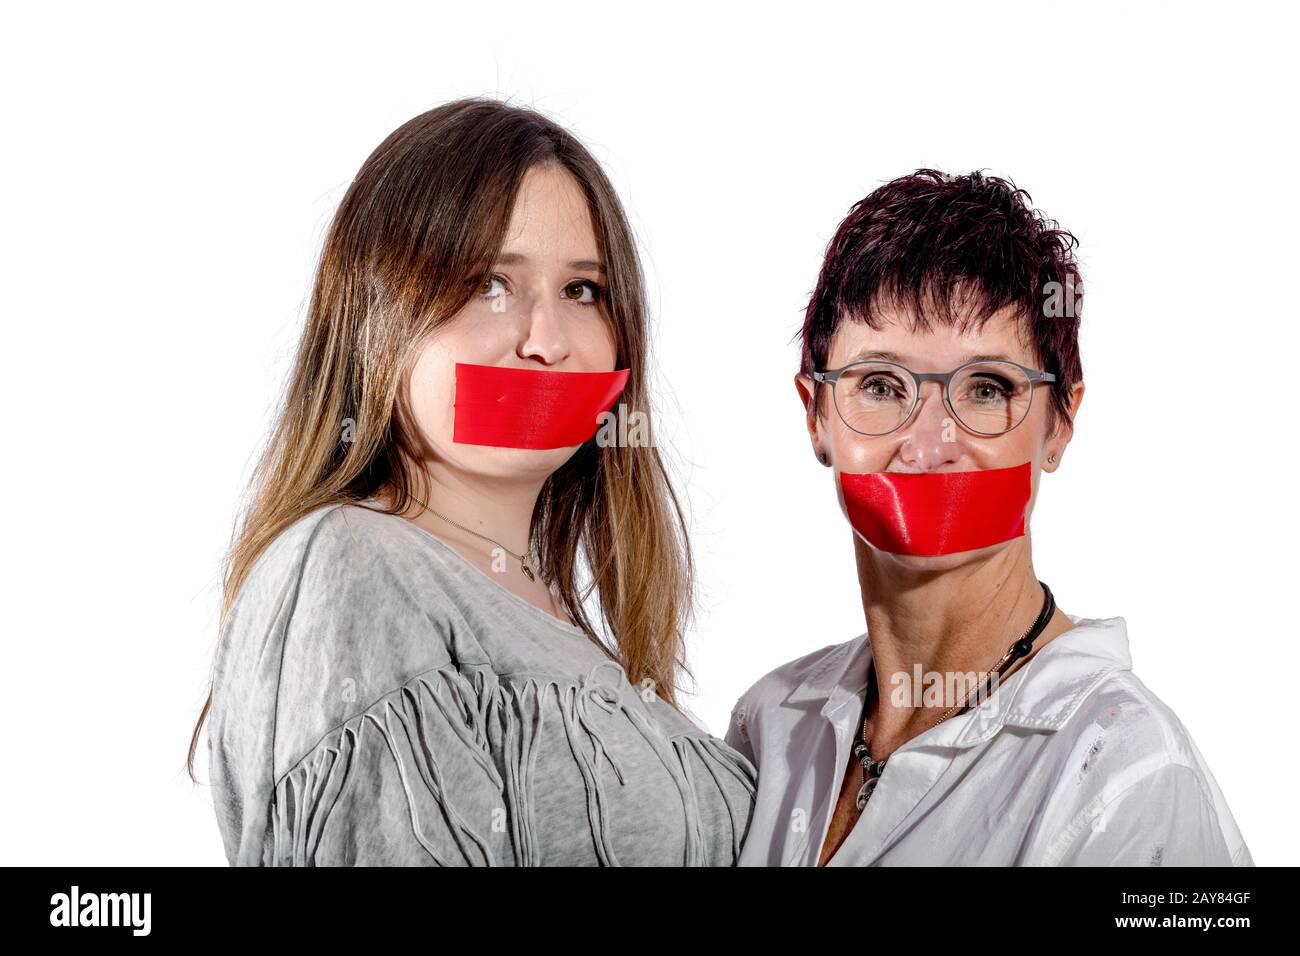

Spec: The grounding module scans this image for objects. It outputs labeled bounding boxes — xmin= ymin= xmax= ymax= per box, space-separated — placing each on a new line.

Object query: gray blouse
xmin=207 ymin=499 xmax=757 ymax=865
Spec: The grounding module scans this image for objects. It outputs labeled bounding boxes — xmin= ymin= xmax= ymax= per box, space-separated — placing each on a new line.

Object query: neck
xmin=854 ymin=534 xmax=1072 ymax=753
xmin=390 ymin=459 xmax=545 ymax=560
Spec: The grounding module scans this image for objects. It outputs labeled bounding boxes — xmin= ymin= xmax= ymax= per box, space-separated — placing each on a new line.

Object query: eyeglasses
xmin=812 ymin=359 xmax=1056 ymax=437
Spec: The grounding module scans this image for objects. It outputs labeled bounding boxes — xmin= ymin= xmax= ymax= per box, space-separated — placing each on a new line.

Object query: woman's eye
xmin=477 ymin=274 xmax=508 ymax=299
xmin=964 ymin=378 xmax=1011 ymax=403
xmin=561 ymin=280 xmax=602 ymax=306
xmin=858 ymin=377 xmax=900 ymax=400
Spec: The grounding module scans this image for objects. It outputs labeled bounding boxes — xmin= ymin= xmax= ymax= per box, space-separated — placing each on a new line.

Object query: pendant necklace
xmin=852 ymin=581 xmax=1056 ymax=811
xmin=406 ymin=491 xmax=537 ymax=581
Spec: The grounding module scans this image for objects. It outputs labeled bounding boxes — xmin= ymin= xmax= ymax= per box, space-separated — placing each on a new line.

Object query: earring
xmin=818 ymin=452 xmax=828 ymax=465
xmin=1047 ymin=454 xmax=1057 ymax=464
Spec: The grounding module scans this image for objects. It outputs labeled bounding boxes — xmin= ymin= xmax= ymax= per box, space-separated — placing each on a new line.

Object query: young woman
xmin=188 ymin=98 xmax=756 ymax=866
xmin=727 ymin=169 xmax=1252 ymax=866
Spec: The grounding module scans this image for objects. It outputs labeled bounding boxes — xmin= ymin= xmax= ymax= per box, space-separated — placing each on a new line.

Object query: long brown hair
xmin=187 ymin=98 xmax=694 ymax=781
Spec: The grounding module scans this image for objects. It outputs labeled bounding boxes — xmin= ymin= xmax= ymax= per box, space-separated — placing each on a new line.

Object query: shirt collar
xmin=784 ymin=614 xmax=1133 ymax=750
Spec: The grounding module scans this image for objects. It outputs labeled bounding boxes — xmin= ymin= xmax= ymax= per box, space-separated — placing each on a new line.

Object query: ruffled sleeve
xmin=265 ymin=664 xmax=512 ymax=865
xmin=207 ymin=504 xmax=503 ymax=866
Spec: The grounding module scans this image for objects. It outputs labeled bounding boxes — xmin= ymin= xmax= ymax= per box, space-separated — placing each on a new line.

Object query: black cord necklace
xmin=852 ymin=580 xmax=1056 ymax=811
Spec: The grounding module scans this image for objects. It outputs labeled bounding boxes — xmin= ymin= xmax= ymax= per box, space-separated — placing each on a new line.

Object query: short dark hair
xmin=799 ymin=169 xmax=1083 ymax=433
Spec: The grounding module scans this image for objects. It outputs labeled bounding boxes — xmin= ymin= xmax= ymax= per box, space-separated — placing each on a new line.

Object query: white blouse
xmin=725 ymin=614 xmax=1253 ymax=866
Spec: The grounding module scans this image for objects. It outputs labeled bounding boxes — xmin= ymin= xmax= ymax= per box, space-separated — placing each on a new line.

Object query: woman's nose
xmin=896 ymin=382 xmax=960 ymax=470
xmin=516 ymin=292 xmax=571 ymax=366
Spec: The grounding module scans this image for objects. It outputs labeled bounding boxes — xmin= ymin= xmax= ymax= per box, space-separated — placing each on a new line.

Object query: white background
xmin=3 ymin=1 xmax=1295 ymax=865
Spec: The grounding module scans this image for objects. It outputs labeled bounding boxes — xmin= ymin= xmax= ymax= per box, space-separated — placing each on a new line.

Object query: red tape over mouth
xmin=839 ymin=460 xmax=1032 ymax=556
xmin=452 ymin=362 xmax=631 ymax=450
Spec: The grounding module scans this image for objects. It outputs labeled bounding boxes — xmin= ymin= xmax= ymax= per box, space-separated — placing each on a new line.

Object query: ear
xmin=1043 ymin=380 xmax=1085 ymax=473
xmin=794 ymin=372 xmax=828 ymax=463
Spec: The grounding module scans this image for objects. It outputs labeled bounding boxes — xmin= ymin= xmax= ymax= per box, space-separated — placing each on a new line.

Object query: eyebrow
xmin=491 ymin=252 xmax=606 ymax=274
xmin=849 ymin=349 xmax=1015 ymax=365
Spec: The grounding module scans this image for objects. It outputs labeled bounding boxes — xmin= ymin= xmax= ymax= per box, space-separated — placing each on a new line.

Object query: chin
xmin=859 ymin=536 xmax=1023 ymax=574
xmin=463 ymin=443 xmax=583 ymax=477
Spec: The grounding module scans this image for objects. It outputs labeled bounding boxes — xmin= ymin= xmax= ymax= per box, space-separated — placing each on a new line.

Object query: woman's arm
xmin=1045 ymin=762 xmax=1244 ymax=866
xmin=208 ymin=505 xmax=504 ymax=865
xmin=724 ymin=699 xmax=756 ymax=766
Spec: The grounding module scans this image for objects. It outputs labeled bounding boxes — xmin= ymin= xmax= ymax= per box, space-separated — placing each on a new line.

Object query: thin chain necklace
xmin=852 ymin=580 xmax=1056 ymax=811
xmin=405 ymin=490 xmax=537 ymax=581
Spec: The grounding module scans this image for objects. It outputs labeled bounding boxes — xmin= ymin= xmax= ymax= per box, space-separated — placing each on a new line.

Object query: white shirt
xmin=725 ymin=614 xmax=1253 ymax=866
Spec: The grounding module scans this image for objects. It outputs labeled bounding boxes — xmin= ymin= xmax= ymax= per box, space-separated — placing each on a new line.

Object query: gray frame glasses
xmin=812 ymin=358 xmax=1057 ymax=436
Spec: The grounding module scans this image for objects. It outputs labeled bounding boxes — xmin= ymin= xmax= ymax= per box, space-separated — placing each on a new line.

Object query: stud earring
xmin=818 ymin=451 xmax=828 ymax=465
xmin=1047 ymin=454 xmax=1057 ymax=464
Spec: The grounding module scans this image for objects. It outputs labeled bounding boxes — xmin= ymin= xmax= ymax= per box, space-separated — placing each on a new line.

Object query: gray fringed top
xmin=207 ymin=499 xmax=757 ymax=865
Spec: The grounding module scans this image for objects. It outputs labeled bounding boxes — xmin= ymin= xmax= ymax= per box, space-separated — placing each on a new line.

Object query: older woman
xmin=726 ymin=169 xmax=1252 ymax=867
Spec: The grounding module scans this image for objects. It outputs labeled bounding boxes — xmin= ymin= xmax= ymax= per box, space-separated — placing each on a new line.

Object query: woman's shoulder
xmin=1035 ymin=618 xmax=1252 ymax=864
xmin=1065 ymin=666 xmax=1240 ymax=815
xmin=728 ymin=633 xmax=867 ymax=738
xmin=1046 ymin=619 xmax=1224 ymax=791
xmin=226 ymin=499 xmax=490 ymax=647
xmin=236 ymin=499 xmax=467 ymax=602
xmin=1070 ymin=668 xmax=1206 ymax=766
xmin=210 ymin=500 xmax=493 ymax=781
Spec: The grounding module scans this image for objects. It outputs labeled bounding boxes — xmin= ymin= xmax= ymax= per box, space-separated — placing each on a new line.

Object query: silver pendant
xmin=520 ymin=558 xmax=535 ymax=582
xmin=853 ymin=740 xmax=885 ymax=811
xmin=855 ymin=775 xmax=879 ymax=811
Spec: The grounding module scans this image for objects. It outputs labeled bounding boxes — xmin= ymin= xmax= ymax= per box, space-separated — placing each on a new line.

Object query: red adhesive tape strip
xmin=453 ymin=363 xmax=631 ymax=450
xmin=839 ymin=460 xmax=1032 ymax=556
